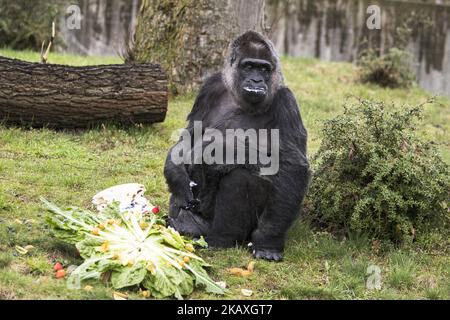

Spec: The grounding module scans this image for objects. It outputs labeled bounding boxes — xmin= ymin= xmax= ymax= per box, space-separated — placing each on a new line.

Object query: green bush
xmin=0 ymin=0 xmax=63 ymax=50
xmin=357 ymin=48 xmax=416 ymax=88
xmin=308 ymin=98 xmax=450 ymax=243
xmin=356 ymin=11 xmax=432 ymax=89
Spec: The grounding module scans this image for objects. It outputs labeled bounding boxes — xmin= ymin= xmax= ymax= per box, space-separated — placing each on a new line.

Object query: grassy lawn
xmin=0 ymin=49 xmax=449 ymax=300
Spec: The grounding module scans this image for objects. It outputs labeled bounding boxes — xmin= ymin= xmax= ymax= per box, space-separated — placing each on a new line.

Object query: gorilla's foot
xmin=168 ymin=209 xmax=210 ymax=238
xmin=252 ymin=248 xmax=283 ymax=262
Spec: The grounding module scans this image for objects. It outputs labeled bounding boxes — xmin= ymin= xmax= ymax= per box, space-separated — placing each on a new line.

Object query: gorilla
xmin=164 ymin=31 xmax=310 ymax=261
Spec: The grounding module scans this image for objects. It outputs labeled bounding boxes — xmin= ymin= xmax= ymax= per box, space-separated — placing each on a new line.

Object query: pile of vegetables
xmin=42 ymin=198 xmax=225 ymax=299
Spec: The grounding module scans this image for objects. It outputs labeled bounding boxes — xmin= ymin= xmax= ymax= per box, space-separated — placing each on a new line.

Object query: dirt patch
xmin=9 ymin=262 xmax=30 ymax=275
xmin=0 ymin=288 xmax=17 ymax=299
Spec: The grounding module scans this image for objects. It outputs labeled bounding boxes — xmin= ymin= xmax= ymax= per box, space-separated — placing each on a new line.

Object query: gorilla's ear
xmin=230 ymin=51 xmax=236 ymax=66
xmin=230 ymin=41 xmax=239 ymax=66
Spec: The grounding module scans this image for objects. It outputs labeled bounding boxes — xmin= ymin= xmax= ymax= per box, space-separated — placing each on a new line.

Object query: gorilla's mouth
xmin=243 ymin=86 xmax=267 ymax=96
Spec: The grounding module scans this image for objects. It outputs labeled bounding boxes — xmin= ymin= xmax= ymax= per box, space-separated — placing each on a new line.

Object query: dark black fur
xmin=164 ymin=31 xmax=310 ymax=261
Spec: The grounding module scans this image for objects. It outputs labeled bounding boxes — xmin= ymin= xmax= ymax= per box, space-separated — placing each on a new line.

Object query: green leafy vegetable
xmin=42 ymin=197 xmax=225 ymax=299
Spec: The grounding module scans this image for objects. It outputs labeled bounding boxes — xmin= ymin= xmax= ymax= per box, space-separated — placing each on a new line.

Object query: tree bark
xmin=131 ymin=0 xmax=267 ymax=94
xmin=0 ymin=56 xmax=167 ymax=128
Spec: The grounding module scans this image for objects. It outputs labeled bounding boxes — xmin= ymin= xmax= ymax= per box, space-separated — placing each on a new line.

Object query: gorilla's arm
xmin=164 ymin=73 xmax=226 ymax=213
xmin=164 ymin=145 xmax=195 ymax=213
xmin=251 ymin=88 xmax=311 ymax=259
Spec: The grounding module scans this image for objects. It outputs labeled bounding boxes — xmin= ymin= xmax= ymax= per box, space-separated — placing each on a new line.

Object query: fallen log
xmin=0 ymin=56 xmax=168 ymax=128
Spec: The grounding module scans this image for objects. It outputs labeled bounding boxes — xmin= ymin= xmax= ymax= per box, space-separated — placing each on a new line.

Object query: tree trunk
xmin=131 ymin=0 xmax=267 ymax=94
xmin=0 ymin=57 xmax=167 ymax=128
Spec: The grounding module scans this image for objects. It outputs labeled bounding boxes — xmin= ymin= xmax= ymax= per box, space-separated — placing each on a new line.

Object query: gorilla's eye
xmin=244 ymin=64 xmax=253 ymax=71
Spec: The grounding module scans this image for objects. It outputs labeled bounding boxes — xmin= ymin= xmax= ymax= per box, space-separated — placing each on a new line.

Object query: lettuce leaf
xmin=42 ymin=198 xmax=225 ymax=299
xmin=111 ymin=262 xmax=148 ymax=289
xmin=142 ymin=266 xmax=194 ymax=299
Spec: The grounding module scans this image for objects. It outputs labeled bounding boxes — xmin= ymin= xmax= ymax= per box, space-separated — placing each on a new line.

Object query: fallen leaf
xmin=240 ymin=270 xmax=252 ymax=277
xmin=229 ymin=264 xmax=253 ymax=277
xmin=247 ymin=261 xmax=255 ymax=272
xmin=241 ymin=289 xmax=253 ymax=297
xmin=229 ymin=267 xmax=246 ymax=276
xmin=14 ymin=219 xmax=23 ymax=225
xmin=15 ymin=245 xmax=28 ymax=255
xmin=113 ymin=291 xmax=128 ymax=300
xmin=84 ymin=285 xmax=94 ymax=291
xmin=24 ymin=245 xmax=34 ymax=251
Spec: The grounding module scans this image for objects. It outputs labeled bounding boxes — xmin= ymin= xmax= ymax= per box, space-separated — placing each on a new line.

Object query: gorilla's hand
xmin=182 ymin=199 xmax=201 ymax=212
xmin=249 ymin=230 xmax=284 ymax=262
xmin=253 ymin=248 xmax=283 ymax=262
xmin=172 ymin=185 xmax=200 ymax=213
xmin=168 ymin=209 xmax=210 ymax=238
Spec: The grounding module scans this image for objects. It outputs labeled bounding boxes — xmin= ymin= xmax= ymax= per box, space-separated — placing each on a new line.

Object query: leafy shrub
xmin=358 ymin=48 xmax=416 ymax=88
xmin=307 ymin=98 xmax=450 ymax=243
xmin=357 ymin=10 xmax=433 ymax=89
xmin=0 ymin=0 xmax=64 ymax=50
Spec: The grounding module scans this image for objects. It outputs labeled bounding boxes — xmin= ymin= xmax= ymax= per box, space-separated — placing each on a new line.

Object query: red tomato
xmin=53 ymin=262 xmax=63 ymax=271
xmin=55 ymin=269 xmax=66 ymax=279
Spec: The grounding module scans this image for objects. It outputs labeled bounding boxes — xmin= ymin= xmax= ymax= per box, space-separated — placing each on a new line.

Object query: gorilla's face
xmin=224 ymin=32 xmax=282 ymax=111
xmin=237 ymin=57 xmax=273 ymax=105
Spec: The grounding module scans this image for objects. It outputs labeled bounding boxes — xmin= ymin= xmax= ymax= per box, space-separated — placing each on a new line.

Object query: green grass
xmin=0 ymin=48 xmax=122 ymax=65
xmin=0 ymin=51 xmax=449 ymax=300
